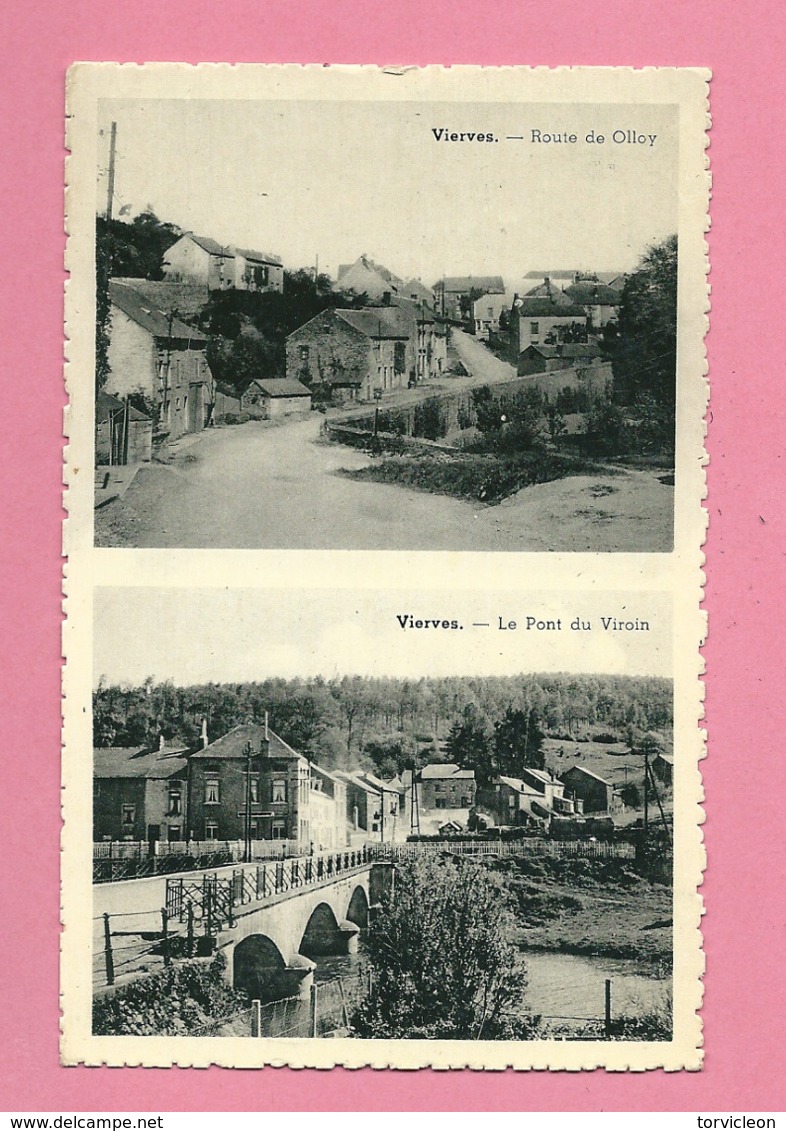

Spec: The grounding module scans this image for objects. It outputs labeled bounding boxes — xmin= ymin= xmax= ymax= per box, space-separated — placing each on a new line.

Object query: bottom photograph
xmin=65 ymin=586 xmax=701 ymax=1069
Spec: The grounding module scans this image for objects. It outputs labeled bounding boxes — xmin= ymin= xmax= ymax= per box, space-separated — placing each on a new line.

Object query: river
xmin=307 ymin=946 xmax=670 ymax=1036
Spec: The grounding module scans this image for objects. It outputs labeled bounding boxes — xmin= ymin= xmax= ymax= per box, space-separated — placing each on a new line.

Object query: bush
xmin=342 ymin=449 xmax=576 ymax=505
xmin=224 ymin=412 xmax=251 ymax=425
xmin=92 ymin=952 xmax=247 ymax=1036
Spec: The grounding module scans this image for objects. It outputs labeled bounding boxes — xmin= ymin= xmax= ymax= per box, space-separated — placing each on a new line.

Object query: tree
xmin=444 ymin=706 xmax=494 ymax=785
xmin=607 ymin=233 xmax=677 ymax=449
xmin=493 ymin=706 xmax=545 ymax=775
xmin=351 ymin=858 xmax=537 ymax=1039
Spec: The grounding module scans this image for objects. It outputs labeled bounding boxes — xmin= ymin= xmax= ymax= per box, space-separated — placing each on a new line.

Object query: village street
xmin=95 ymin=401 xmax=673 ymax=551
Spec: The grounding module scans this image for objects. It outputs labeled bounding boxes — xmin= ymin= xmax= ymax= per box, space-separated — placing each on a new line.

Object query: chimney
xmin=200 ymin=717 xmax=209 ymax=749
xmin=264 ymin=711 xmax=269 ymax=741
xmin=382 ymin=290 xmax=391 ymax=306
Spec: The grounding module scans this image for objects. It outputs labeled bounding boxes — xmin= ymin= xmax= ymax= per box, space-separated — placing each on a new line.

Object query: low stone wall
xmin=331 ymin=363 xmax=612 ymax=443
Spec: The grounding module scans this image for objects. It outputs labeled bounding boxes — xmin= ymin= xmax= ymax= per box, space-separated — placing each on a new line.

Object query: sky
xmin=96 ymin=97 xmax=678 ymax=285
xmin=93 ymin=588 xmax=672 ymax=687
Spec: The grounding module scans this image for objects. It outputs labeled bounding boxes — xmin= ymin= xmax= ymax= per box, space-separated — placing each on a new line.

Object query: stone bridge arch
xmin=221 ymin=867 xmax=376 ymax=1001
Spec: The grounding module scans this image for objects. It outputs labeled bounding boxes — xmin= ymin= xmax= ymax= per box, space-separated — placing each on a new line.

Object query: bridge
xmin=93 ymin=846 xmax=394 ymax=1001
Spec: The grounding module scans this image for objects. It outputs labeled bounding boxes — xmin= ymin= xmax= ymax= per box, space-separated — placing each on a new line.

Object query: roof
xmin=514 ymin=297 xmax=588 ymax=318
xmin=522 ymin=343 xmax=602 ymax=359
xmin=247 ymin=378 xmax=311 ymax=398
xmin=655 ymin=753 xmax=674 ymax=764
xmin=499 ymin=775 xmax=542 ymax=795
xmin=560 ymin=764 xmax=613 ymax=786
xmin=564 ymin=283 xmax=622 ymax=305
xmin=402 ymin=278 xmax=435 ymax=304
xmin=94 ymin=746 xmax=189 ymax=780
xmin=519 ymin=767 xmax=555 ymax=786
xmin=356 ymin=770 xmax=397 ymax=792
xmin=388 ymin=296 xmax=438 ymax=323
xmin=187 ymin=233 xmax=233 ymax=257
xmin=524 ymin=270 xmax=578 ymax=280
xmin=109 ymin=281 xmax=208 ymax=343
xmin=337 ymin=256 xmax=403 ymax=286
xmin=95 ymin=390 xmax=150 ymax=422
xmin=191 ymin=723 xmax=304 ymax=762
xmin=419 ymin=763 xmax=475 ymax=781
xmin=336 ymin=308 xmax=411 ymax=340
xmin=333 ymin=770 xmax=381 ymax=796
xmin=437 ymin=276 xmax=505 ymax=294
xmin=236 ymin=246 xmax=282 ymax=266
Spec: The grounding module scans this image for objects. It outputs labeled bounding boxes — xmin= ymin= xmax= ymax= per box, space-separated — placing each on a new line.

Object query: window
xmin=249 ymin=777 xmax=260 ymax=803
xmin=205 ymin=777 xmax=220 ymax=804
xmin=299 ymin=345 xmax=310 ymax=362
xmin=272 ymin=820 xmax=287 ymax=840
xmin=168 ymin=826 xmax=181 ymax=842
xmin=205 ymin=822 xmax=218 ymax=840
xmin=168 ymin=786 xmax=182 ymax=815
xmin=393 ymin=341 xmax=406 ymax=374
xmin=530 ymin=321 xmax=539 ymax=335
xmin=121 ymin=804 xmax=135 ymax=826
xmin=272 ymin=779 xmax=286 ymax=804
xmin=249 ymin=820 xmax=259 ymax=839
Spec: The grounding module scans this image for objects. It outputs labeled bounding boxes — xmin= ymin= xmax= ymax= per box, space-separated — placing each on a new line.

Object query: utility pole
xmin=105 ymin=121 xmax=117 ymax=221
xmin=244 ymin=741 xmax=253 ymax=864
xmin=409 ymin=764 xmax=421 ymax=837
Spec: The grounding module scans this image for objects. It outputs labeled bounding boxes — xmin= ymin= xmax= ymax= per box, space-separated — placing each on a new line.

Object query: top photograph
xmin=83 ymin=70 xmax=698 ymax=552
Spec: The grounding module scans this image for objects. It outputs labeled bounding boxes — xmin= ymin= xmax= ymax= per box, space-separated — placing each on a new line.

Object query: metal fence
xmin=192 ymin=971 xmax=370 ymax=1039
xmin=381 ymin=839 xmax=635 ymax=860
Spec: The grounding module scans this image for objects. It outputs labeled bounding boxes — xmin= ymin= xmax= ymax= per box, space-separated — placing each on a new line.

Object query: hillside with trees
xmin=93 ymin=673 xmax=672 ymax=779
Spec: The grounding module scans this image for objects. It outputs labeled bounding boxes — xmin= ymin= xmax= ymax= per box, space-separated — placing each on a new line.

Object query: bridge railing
xmin=164 ymin=845 xmax=375 ymax=936
xmin=375 ymin=839 xmax=635 ymax=860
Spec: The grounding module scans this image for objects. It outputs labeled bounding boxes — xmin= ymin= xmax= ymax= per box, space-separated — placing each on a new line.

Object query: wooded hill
xmin=93 ymin=674 xmax=672 ymax=779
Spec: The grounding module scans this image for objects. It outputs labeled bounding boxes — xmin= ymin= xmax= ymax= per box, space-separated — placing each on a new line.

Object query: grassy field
xmin=486 ymin=854 xmax=672 ymax=971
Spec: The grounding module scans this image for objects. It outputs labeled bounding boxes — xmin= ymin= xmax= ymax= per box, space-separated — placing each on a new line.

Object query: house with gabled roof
xmin=508 ymin=294 xmax=589 ymax=361
xmin=433 ymin=275 xmax=505 ymax=322
xmin=286 ymin=304 xmax=416 ymax=402
xmin=240 ymin=378 xmax=312 ymax=419
xmin=188 ymin=721 xmax=346 ymax=849
xmin=93 ymin=739 xmax=191 ymax=844
xmin=162 ymin=232 xmax=283 ymax=293
xmin=106 ymin=280 xmax=214 ymax=440
xmin=559 ymin=764 xmax=617 ymax=814
xmin=335 ymin=255 xmax=404 ymax=300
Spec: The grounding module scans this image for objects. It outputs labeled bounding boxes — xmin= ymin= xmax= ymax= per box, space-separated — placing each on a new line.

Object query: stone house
xmin=417 ymin=764 xmax=476 ymax=811
xmin=516 ymin=341 xmax=604 ymax=376
xmin=95 ymin=390 xmax=152 ymax=465
xmin=240 ymin=378 xmax=312 ymax=419
xmin=472 ymin=293 xmax=517 ymax=340
xmin=106 ymin=280 xmax=214 ymax=440
xmin=508 ymin=295 xmax=589 ymax=359
xmin=475 ymin=775 xmax=550 ymax=828
xmin=389 ymin=296 xmax=448 ymax=383
xmin=188 ymin=722 xmax=326 ymax=849
xmin=286 ymin=306 xmax=414 ymax=402
xmin=93 ymin=740 xmax=190 ymax=844
xmin=334 ymin=772 xmax=384 ymax=840
xmin=651 ymin=752 xmax=674 ymax=786
xmin=559 ymin=765 xmax=616 ymax=814
xmin=162 ymin=233 xmax=283 ymax=293
xmin=335 ymin=255 xmax=403 ymax=300
xmin=564 ymin=282 xmax=622 ymax=328
xmin=433 ymin=275 xmax=505 ymax=322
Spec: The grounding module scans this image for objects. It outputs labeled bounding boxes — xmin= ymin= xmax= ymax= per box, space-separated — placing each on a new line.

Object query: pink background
xmin=3 ymin=0 xmax=785 ymax=1111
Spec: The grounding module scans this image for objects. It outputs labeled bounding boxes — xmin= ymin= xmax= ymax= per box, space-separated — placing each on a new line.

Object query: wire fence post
xmin=604 ymin=978 xmax=612 ymax=1038
xmin=251 ymin=999 xmax=262 ymax=1038
xmin=103 ymin=913 xmax=115 ymax=986
xmin=309 ymin=982 xmax=318 ymax=1038
xmin=161 ymin=908 xmax=170 ymax=967
xmin=186 ymin=901 xmax=194 ymax=957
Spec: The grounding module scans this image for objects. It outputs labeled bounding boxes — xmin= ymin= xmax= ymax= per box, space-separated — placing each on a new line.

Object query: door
xmin=188 ymin=382 xmax=204 ymax=432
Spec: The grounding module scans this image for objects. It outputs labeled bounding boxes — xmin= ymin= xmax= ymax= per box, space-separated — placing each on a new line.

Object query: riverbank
xmin=485 ymin=854 xmax=672 ymax=971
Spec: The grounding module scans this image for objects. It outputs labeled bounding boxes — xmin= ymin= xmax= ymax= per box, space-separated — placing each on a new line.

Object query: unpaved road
xmin=95 ymin=415 xmax=673 ymax=551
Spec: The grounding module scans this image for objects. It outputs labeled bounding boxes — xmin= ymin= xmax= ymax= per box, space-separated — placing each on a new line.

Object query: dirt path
xmin=95 ymin=415 xmax=672 ymax=551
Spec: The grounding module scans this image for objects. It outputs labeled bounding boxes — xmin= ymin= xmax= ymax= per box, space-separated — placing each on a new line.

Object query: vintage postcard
xmin=63 ymin=64 xmax=709 ymax=1070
